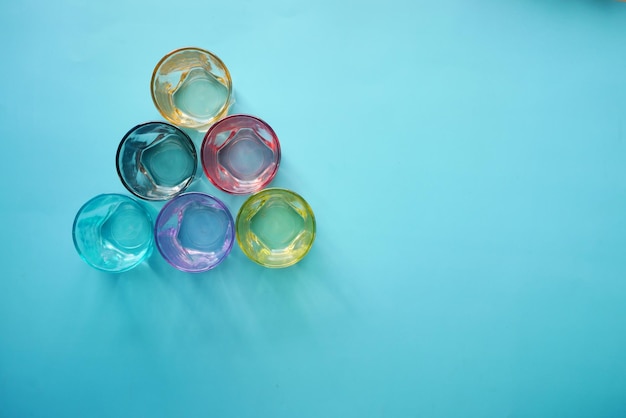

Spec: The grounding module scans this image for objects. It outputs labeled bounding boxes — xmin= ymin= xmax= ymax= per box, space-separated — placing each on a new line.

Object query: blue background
xmin=1 ymin=0 xmax=626 ymax=416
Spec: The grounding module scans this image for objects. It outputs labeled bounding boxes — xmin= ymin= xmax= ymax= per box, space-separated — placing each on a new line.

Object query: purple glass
xmin=154 ymin=193 xmax=234 ymax=272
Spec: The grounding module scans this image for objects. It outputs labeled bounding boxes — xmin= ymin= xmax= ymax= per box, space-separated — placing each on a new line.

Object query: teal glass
xmin=72 ymin=194 xmax=154 ymax=272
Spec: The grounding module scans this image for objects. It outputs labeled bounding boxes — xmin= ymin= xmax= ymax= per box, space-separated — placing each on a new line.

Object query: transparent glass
xmin=151 ymin=47 xmax=233 ymax=130
xmin=73 ymin=194 xmax=154 ymax=272
xmin=201 ymin=114 xmax=281 ymax=195
xmin=116 ymin=121 xmax=197 ymax=201
xmin=155 ymin=193 xmax=235 ymax=272
xmin=236 ymin=188 xmax=316 ymax=268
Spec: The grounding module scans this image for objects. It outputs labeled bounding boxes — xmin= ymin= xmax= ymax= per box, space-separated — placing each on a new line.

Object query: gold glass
xmin=151 ymin=47 xmax=233 ymax=130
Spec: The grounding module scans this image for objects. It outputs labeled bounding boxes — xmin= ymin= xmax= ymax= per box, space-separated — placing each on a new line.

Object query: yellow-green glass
xmin=151 ymin=47 xmax=233 ymax=130
xmin=236 ymin=188 xmax=316 ymax=268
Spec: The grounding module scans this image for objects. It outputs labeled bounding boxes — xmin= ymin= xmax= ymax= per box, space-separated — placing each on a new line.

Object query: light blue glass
xmin=72 ymin=194 xmax=154 ymax=272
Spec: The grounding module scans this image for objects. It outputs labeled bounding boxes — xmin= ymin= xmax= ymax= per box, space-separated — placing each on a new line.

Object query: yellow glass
xmin=151 ymin=47 xmax=233 ymax=130
xmin=236 ymin=188 xmax=316 ymax=268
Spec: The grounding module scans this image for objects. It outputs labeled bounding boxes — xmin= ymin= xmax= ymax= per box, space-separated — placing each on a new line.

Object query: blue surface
xmin=2 ymin=0 xmax=626 ymax=417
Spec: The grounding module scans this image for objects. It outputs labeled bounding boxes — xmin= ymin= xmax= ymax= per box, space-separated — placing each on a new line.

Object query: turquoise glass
xmin=72 ymin=194 xmax=154 ymax=272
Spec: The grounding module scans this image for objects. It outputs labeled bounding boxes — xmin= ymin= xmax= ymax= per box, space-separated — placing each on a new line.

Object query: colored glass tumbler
xmin=73 ymin=194 xmax=154 ymax=272
xmin=201 ymin=114 xmax=281 ymax=195
xmin=151 ymin=47 xmax=233 ymax=130
xmin=236 ymin=188 xmax=315 ymax=268
xmin=116 ymin=122 xmax=197 ymax=201
xmin=155 ymin=193 xmax=235 ymax=272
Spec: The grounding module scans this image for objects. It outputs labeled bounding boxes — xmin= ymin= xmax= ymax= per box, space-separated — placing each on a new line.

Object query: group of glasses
xmin=73 ymin=47 xmax=316 ymax=273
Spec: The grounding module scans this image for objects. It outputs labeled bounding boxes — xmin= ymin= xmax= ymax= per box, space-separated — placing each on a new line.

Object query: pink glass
xmin=201 ymin=114 xmax=281 ymax=195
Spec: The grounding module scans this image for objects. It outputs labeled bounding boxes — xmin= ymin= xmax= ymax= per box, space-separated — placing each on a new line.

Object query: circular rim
xmin=154 ymin=192 xmax=235 ymax=273
xmin=150 ymin=47 xmax=233 ymax=130
xmin=115 ymin=121 xmax=198 ymax=201
xmin=72 ymin=193 xmax=154 ymax=273
xmin=201 ymin=114 xmax=281 ymax=195
xmin=236 ymin=188 xmax=316 ymax=268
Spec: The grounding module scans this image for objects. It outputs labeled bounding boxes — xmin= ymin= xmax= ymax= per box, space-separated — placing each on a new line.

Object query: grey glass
xmin=116 ymin=122 xmax=198 ymax=201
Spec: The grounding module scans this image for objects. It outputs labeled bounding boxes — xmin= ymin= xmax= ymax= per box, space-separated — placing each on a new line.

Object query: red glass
xmin=201 ymin=114 xmax=281 ymax=194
